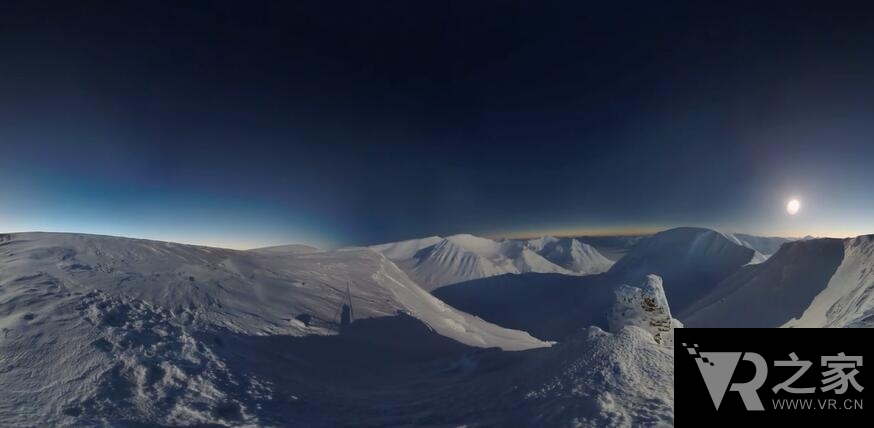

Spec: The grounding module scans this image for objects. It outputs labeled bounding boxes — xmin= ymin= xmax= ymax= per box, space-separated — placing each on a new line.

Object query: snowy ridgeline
xmin=601 ymin=227 xmax=874 ymax=329
xmin=370 ymin=233 xmax=614 ymax=291
xmin=683 ymin=234 xmax=874 ymax=328
xmin=0 ymin=232 xmax=677 ymax=426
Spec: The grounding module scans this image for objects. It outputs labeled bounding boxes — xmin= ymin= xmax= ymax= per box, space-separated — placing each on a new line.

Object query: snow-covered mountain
xmin=368 ymin=235 xmax=443 ymax=260
xmin=727 ymin=233 xmax=792 ymax=258
xmin=370 ymin=233 xmax=612 ymax=291
xmin=447 ymin=234 xmax=573 ymax=275
xmin=607 ymin=227 xmax=756 ymax=315
xmin=683 ymin=234 xmax=874 ymax=328
xmin=0 ymin=232 xmax=675 ymax=426
xmin=524 ymin=235 xmax=614 ymax=274
xmin=574 ymin=235 xmax=649 ymax=261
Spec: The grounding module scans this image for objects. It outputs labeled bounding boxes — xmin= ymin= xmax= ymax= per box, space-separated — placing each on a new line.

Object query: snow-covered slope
xmin=608 ymin=227 xmax=755 ymax=315
xmin=371 ymin=233 xmax=613 ymax=291
xmin=721 ymin=233 xmax=793 ymax=264
xmin=728 ymin=233 xmax=792 ymax=257
xmin=517 ymin=324 xmax=674 ymax=426
xmin=434 ymin=274 xmax=678 ymax=425
xmin=682 ymin=235 xmax=874 ymax=328
xmin=0 ymin=232 xmax=676 ymax=426
xmin=0 ymin=232 xmax=548 ymax=345
xmin=211 ymin=305 xmax=676 ymax=427
xmin=368 ymin=235 xmax=443 ymax=260
xmin=0 ymin=233 xmax=545 ymax=349
xmin=248 ymin=244 xmax=320 ymax=254
xmin=786 ymin=235 xmax=874 ymax=328
xmin=525 ymin=236 xmax=614 ymax=274
xmin=0 ymin=232 xmax=554 ymax=425
xmin=574 ymin=235 xmax=648 ymax=261
xmin=394 ymin=238 xmax=509 ymax=293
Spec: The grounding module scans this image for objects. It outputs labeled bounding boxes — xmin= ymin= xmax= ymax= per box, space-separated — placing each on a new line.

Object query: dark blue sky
xmin=2 ymin=2 xmax=874 ymax=248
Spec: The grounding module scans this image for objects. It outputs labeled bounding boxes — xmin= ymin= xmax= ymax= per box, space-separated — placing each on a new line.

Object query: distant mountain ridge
xmin=370 ymin=233 xmax=614 ymax=290
xmin=523 ymin=235 xmax=614 ymax=274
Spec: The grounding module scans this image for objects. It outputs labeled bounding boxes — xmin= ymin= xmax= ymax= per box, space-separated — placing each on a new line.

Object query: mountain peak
xmin=609 ymin=227 xmax=755 ymax=315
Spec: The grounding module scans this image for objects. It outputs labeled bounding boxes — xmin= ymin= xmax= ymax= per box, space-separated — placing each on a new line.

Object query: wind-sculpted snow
xmin=520 ymin=326 xmax=674 ymax=427
xmin=203 ymin=314 xmax=675 ymax=427
xmin=610 ymin=275 xmax=681 ymax=346
xmin=433 ymin=274 xmax=678 ymax=425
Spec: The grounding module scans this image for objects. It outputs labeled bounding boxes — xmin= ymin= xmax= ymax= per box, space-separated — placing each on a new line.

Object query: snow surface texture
xmin=0 ymin=233 xmax=546 ymax=350
xmin=371 ymin=234 xmax=613 ymax=291
xmin=609 ymin=275 xmax=678 ymax=347
xmin=442 ymin=274 xmax=678 ymax=426
xmin=0 ymin=232 xmax=677 ymax=426
xmin=519 ymin=275 xmax=678 ymax=426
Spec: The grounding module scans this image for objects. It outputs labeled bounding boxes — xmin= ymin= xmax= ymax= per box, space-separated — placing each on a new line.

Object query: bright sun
xmin=786 ymin=198 xmax=801 ymax=215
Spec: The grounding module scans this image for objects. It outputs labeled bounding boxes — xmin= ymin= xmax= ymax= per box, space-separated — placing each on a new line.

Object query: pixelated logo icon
xmin=684 ymin=343 xmax=767 ymax=411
